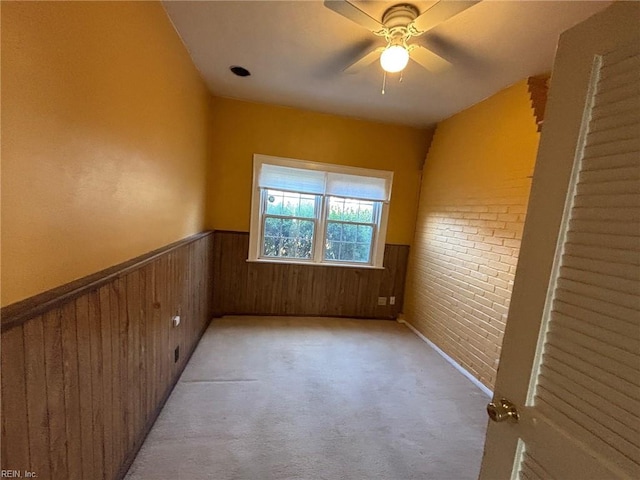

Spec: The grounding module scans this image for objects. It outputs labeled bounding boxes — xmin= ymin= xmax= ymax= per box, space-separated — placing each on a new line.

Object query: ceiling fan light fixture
xmin=380 ymin=45 xmax=409 ymax=73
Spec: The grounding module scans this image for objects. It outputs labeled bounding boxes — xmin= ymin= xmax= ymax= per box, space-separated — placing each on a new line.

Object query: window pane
xmin=326 ymin=222 xmax=342 ymax=241
xmin=263 ymin=217 xmax=314 ymax=259
xmin=340 ymin=242 xmax=355 ymax=261
xmin=263 ymin=236 xmax=280 ymax=257
xmin=325 ymin=240 xmax=337 ymax=260
xmin=282 ymin=195 xmax=299 ymax=216
xmin=265 ymin=189 xmax=315 ymax=218
xmin=265 ymin=190 xmax=284 ymax=215
xmin=299 ymin=197 xmax=316 ymax=218
xmin=344 ymin=199 xmax=360 ymax=221
xmin=264 ymin=217 xmax=282 ymax=237
xmin=343 ymin=223 xmax=356 ymax=242
xmin=357 ymin=203 xmax=374 ymax=222
xmin=328 ymin=197 xmax=344 ymax=220
xmin=327 ymin=196 xmax=375 ymax=223
xmin=356 ymin=225 xmax=373 ymax=243
xmin=324 ymin=221 xmax=372 ymax=263
xmin=354 ymin=243 xmax=370 ymax=262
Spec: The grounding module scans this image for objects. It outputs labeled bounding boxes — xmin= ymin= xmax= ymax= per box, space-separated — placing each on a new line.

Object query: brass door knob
xmin=487 ymin=398 xmax=519 ymax=423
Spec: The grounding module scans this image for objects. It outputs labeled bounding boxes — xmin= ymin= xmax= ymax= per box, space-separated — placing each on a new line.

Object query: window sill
xmin=246 ymin=258 xmax=385 ymax=270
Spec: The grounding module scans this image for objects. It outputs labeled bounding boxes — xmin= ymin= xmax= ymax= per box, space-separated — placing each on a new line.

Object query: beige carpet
xmin=125 ymin=316 xmax=488 ymax=480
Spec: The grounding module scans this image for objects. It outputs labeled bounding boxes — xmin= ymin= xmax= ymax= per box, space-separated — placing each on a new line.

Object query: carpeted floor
xmin=125 ymin=316 xmax=489 ymax=480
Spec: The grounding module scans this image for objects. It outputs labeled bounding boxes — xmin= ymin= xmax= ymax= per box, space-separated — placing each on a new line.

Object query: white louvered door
xmin=480 ymin=3 xmax=640 ymax=479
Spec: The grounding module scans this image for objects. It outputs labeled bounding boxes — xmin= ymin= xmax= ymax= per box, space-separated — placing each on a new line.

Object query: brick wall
xmin=404 ymin=80 xmax=541 ymax=390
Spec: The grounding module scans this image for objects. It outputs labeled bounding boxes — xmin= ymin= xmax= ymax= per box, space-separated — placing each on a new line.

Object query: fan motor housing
xmin=382 ymin=4 xmax=419 ymax=28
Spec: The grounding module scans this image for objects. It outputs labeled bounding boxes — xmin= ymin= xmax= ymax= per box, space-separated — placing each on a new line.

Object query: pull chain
xmin=381 ymin=70 xmax=387 ymax=95
xmin=399 ymin=70 xmax=404 ymax=83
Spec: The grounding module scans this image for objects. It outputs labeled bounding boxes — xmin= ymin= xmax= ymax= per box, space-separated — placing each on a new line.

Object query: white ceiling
xmin=162 ymin=0 xmax=610 ymax=127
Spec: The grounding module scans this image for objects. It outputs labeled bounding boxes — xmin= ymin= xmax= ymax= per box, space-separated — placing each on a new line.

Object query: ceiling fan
xmin=324 ymin=0 xmax=480 ymax=75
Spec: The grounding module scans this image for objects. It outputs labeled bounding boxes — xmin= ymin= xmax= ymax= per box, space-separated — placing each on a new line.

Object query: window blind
xmin=258 ymin=164 xmax=326 ymax=195
xmin=258 ymin=163 xmax=392 ymax=202
xmin=325 ymin=172 xmax=390 ymax=201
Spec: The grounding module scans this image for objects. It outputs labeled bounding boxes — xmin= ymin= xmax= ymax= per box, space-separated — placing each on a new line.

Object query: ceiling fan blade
xmin=344 ymin=47 xmax=385 ymax=74
xmin=410 ymin=45 xmax=452 ymax=73
xmin=324 ymin=0 xmax=384 ymax=33
xmin=412 ymin=1 xmax=480 ymax=33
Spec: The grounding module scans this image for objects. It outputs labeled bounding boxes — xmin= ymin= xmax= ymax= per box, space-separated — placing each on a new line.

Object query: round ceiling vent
xmin=230 ymin=66 xmax=251 ymax=77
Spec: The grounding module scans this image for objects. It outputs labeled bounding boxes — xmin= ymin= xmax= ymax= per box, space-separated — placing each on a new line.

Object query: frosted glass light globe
xmin=380 ymin=45 xmax=409 ymax=73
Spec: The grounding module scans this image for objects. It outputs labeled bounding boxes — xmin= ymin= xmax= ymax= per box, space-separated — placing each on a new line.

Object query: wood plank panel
xmin=99 ymin=284 xmax=114 ymax=480
xmin=43 ymin=309 xmax=69 ymax=479
xmin=109 ymin=278 xmax=124 ymax=473
xmin=60 ymin=301 xmax=82 ymax=480
xmin=167 ymin=251 xmax=177 ymax=381
xmin=124 ymin=270 xmax=140 ymax=452
xmin=1 ymin=232 xmax=215 ymax=480
xmin=212 ymin=231 xmax=410 ymax=319
xmin=75 ymin=295 xmax=95 ymax=479
xmin=23 ymin=316 xmax=51 ymax=478
xmin=1 ymin=325 xmax=30 ymax=471
xmin=1 ymin=416 xmax=7 ymax=475
xmin=87 ymin=290 xmax=105 ymax=479
xmin=139 ymin=264 xmax=153 ymax=428
xmin=150 ymin=260 xmax=163 ymax=421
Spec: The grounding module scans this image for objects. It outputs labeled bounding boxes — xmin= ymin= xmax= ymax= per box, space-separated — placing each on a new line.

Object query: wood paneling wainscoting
xmin=0 ymin=231 xmax=214 ymax=480
xmin=212 ymin=231 xmax=409 ymax=319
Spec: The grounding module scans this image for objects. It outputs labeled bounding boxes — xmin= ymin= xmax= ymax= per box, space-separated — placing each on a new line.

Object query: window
xmin=262 ymin=189 xmax=316 ymax=260
xmin=249 ymin=154 xmax=393 ymax=268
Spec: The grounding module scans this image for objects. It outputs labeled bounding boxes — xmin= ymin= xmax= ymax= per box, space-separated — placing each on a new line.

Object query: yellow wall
xmin=1 ymin=1 xmax=210 ymax=305
xmin=207 ymin=97 xmax=433 ymax=245
xmin=404 ymin=80 xmax=540 ymax=389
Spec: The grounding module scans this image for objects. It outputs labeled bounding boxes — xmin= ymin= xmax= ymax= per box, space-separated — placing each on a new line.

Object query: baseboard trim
xmin=398 ymin=317 xmax=493 ymax=398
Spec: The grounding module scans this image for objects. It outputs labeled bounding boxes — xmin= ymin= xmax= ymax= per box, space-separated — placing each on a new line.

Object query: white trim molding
xmin=398 ymin=317 xmax=493 ymax=398
xmin=249 ymin=154 xmax=393 ymax=268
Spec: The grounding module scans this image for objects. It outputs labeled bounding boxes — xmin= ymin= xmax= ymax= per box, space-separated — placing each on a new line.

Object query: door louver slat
xmin=537 ymin=374 xmax=640 ymax=447
xmin=589 ymin=109 xmax=640 ymax=134
xmin=556 ymin=277 xmax=639 ymax=309
xmin=543 ymin=344 xmax=640 ymax=401
xmin=545 ymin=331 xmax=639 ymax=385
xmin=573 ymin=193 xmax=640 ymax=209
xmin=520 ymin=450 xmax=556 ymax=480
xmin=554 ymin=300 xmax=640 ymax=340
xmin=581 ymin=151 xmax=640 ymax=171
xmin=554 ymin=289 xmax=638 ymax=324
xmin=562 ymin=243 xmax=640 ymax=266
xmin=536 ymin=394 xmax=640 ymax=472
xmin=542 ymin=354 xmax=640 ymax=415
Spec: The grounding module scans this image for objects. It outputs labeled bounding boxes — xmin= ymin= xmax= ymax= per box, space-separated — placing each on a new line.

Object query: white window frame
xmin=248 ymin=154 xmax=392 ymax=269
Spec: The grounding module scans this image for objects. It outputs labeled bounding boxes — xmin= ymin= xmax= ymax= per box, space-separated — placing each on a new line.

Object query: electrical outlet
xmin=378 ymin=296 xmax=387 ymax=306
xmin=172 ymin=315 xmax=181 ymax=327
xmin=389 ymin=296 xmax=396 ymax=305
